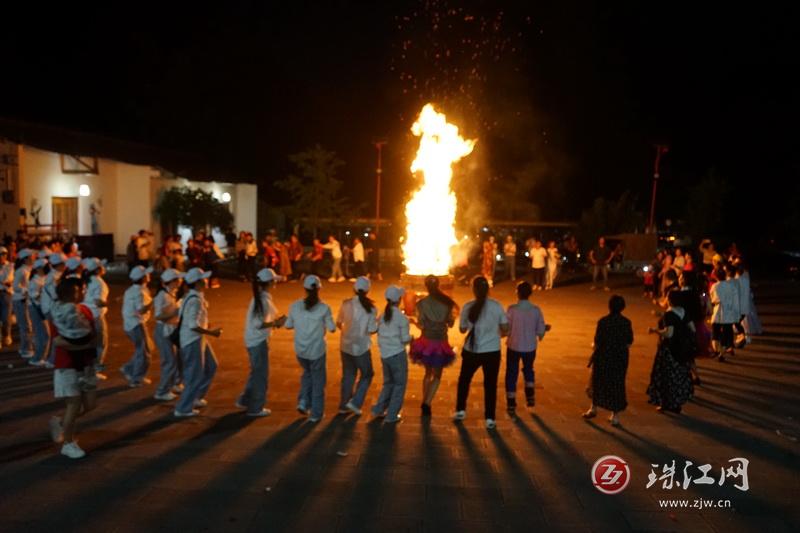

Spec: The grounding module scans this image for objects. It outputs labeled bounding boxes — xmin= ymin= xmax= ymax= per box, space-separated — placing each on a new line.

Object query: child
xmin=505 ymin=281 xmax=548 ymax=414
xmin=82 ymin=258 xmax=110 ymax=379
xmin=285 ymin=275 xmax=336 ymax=422
xmin=237 ymin=268 xmax=286 ymax=417
xmin=48 ymin=276 xmax=98 ymax=459
xmin=174 ymin=268 xmax=221 ymax=417
xmin=643 ymin=265 xmax=656 ymax=299
xmin=120 ymin=266 xmax=154 ymax=387
xmin=27 ymin=258 xmax=50 ymax=367
xmin=12 ymin=249 xmax=35 ymax=358
xmin=153 ymin=269 xmax=184 ymax=401
xmin=336 ymin=276 xmax=378 ymax=415
xmin=372 ymin=285 xmax=411 ymax=423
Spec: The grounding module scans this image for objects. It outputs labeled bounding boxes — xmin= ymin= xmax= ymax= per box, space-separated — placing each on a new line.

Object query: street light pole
xmin=373 ymin=140 xmax=387 ymax=234
xmin=648 ymin=144 xmax=669 ymax=234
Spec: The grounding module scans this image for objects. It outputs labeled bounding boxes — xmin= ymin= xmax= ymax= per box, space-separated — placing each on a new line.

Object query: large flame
xmin=403 ymin=104 xmax=476 ymax=276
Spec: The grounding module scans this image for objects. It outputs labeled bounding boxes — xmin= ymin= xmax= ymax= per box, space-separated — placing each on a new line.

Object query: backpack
xmin=672 ymin=314 xmax=697 ymax=363
xmin=169 ymin=295 xmax=198 ymax=348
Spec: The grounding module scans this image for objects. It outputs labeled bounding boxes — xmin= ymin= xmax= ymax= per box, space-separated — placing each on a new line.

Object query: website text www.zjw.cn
xmin=657 ymin=499 xmax=732 ymax=510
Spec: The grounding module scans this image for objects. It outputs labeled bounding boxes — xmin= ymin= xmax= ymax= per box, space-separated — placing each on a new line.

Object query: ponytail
xmin=304 ymin=287 xmax=320 ymax=310
xmin=424 ymin=274 xmax=455 ymax=311
xmin=251 ymin=279 xmax=265 ymax=318
xmin=384 ymin=299 xmax=395 ymax=323
xmin=466 ymin=276 xmax=490 ymax=350
xmin=356 ymin=289 xmax=374 ymax=313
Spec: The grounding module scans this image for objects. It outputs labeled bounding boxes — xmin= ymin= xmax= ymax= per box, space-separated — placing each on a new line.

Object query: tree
xmin=683 ymin=169 xmax=730 ymax=243
xmin=577 ymin=191 xmax=644 ymax=246
xmin=153 ymin=186 xmax=233 ymax=235
xmin=276 ymin=144 xmax=349 ymax=238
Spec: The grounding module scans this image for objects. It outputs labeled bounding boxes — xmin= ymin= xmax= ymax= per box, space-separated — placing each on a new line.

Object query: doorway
xmin=52 ymin=196 xmax=78 ymax=236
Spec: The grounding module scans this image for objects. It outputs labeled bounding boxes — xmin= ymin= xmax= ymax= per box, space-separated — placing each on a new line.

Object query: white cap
xmin=185 ymin=267 xmax=212 ymax=285
xmin=129 ymin=265 xmax=154 ymax=281
xmin=303 ymin=274 xmax=322 ymax=290
xmin=33 ymin=258 xmax=48 ymax=270
xmin=161 ymin=268 xmax=184 ymax=283
xmin=65 ymin=257 xmax=83 ymax=271
xmin=256 ymin=268 xmax=283 ymax=283
xmin=18 ymin=249 xmax=34 ymax=260
xmin=354 ymin=276 xmax=371 ymax=293
xmin=0 ymin=246 xmax=7 ymax=255
xmin=81 ymin=257 xmax=106 ymax=272
xmin=49 ymin=253 xmax=67 ymax=266
xmin=385 ymin=285 xmax=405 ymax=302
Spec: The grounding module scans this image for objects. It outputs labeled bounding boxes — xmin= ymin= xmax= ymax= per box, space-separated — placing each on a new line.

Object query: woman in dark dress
xmin=583 ymin=295 xmax=633 ymax=426
xmin=646 ymin=291 xmax=694 ymax=413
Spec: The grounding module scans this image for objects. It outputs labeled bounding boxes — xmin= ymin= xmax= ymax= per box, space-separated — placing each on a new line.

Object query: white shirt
xmin=459 ymin=298 xmax=508 ymax=353
xmin=710 ymin=279 xmax=740 ymax=324
xmin=337 ymin=297 xmax=378 ymax=355
xmin=530 ymin=247 xmax=548 ymax=269
xmin=154 ymin=289 xmax=181 ymax=337
xmin=28 ymin=273 xmax=46 ymax=306
xmin=353 ymin=242 xmax=365 ymax=262
xmin=12 ymin=264 xmax=31 ymax=301
xmin=84 ymin=275 xmax=109 ymax=318
xmin=285 ymin=299 xmax=335 ymax=359
xmin=0 ymin=262 xmax=14 ymax=294
xmin=40 ymin=270 xmax=62 ymax=316
xmin=322 ymin=240 xmax=343 ymax=259
xmin=51 ymin=301 xmax=93 ymax=339
xmin=122 ymin=284 xmax=152 ymax=332
xmin=546 ymin=247 xmax=560 ymax=269
xmin=377 ymin=307 xmax=411 ymax=358
xmin=504 ymin=242 xmax=517 ymax=256
xmin=179 ymin=290 xmax=208 ymax=348
xmin=244 ymin=291 xmax=278 ymax=348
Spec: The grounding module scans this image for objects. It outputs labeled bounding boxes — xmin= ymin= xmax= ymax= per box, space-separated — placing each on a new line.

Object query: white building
xmin=0 ymin=119 xmax=257 ymax=256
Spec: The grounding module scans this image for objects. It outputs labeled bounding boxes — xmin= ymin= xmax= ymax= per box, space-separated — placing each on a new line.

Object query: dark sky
xmin=2 ymin=1 xmax=798 ymax=228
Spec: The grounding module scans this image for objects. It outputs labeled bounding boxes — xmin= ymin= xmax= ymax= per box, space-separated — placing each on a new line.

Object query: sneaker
xmin=297 ymin=405 xmax=310 ymax=415
xmin=28 ymin=359 xmax=45 ymax=367
xmin=129 ymin=381 xmax=143 ymax=388
xmin=172 ymin=384 xmax=185 ymax=394
xmin=49 ymin=417 xmax=64 ymax=443
xmin=328 ymin=277 xmax=337 ymax=283
xmin=581 ymin=409 xmax=597 ymax=419
xmin=60 ymin=441 xmax=86 ymax=459
xmin=609 ymin=415 xmax=620 ymax=427
xmin=345 ymin=401 xmax=362 ymax=416
xmin=308 ymin=416 xmax=321 ymax=423
xmin=20 ymin=351 xmax=34 ymax=359
xmin=235 ymin=400 xmax=248 ymax=410
xmin=154 ymin=392 xmax=177 ymax=401
xmin=44 ymin=362 xmax=54 ymax=369
xmin=485 ymin=419 xmax=497 ymax=430
xmin=194 ymin=398 xmax=208 ymax=408
xmin=95 ymin=372 xmax=108 ymax=381
xmin=247 ymin=408 xmax=272 ymax=418
xmin=385 ymin=415 xmax=402 ymax=424
xmin=174 ymin=409 xmax=200 ymax=418
xmin=371 ymin=409 xmax=386 ymax=418
xmin=453 ymin=410 xmax=466 ymax=421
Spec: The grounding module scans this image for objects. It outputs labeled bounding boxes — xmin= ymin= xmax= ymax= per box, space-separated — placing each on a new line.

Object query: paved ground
xmin=1 ymin=273 xmax=798 ymax=532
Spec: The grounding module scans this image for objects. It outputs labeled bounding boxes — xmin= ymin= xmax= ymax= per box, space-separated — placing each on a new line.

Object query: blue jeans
xmin=372 ymin=351 xmax=408 ymax=421
xmin=0 ymin=292 xmax=12 ymax=338
xmin=122 ymin=325 xmax=151 ymax=383
xmin=505 ymin=349 xmax=536 ymax=399
xmin=13 ymin=299 xmax=32 ymax=355
xmin=175 ymin=340 xmax=218 ymax=414
xmin=340 ymin=349 xmax=374 ymax=410
xmin=154 ymin=323 xmax=181 ymax=396
xmin=29 ymin=303 xmax=50 ymax=363
xmin=297 ymin=355 xmax=326 ymax=419
xmin=239 ymin=342 xmax=269 ymax=414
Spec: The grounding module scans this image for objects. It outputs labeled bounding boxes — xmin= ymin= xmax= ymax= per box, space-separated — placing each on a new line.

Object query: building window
xmin=60 ymin=155 xmax=99 ymax=175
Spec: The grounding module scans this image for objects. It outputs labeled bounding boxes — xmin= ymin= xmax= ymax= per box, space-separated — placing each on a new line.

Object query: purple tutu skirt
xmin=410 ymin=338 xmax=456 ymax=368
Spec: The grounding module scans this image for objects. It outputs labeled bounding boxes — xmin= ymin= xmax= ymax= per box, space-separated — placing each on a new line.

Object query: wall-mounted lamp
xmin=79 ymin=184 xmax=91 ymax=197
xmin=221 ymin=192 xmax=232 ymax=203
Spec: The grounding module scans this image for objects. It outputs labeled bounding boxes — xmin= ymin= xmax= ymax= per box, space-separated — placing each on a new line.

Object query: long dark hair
xmin=424 ymin=275 xmax=455 ymax=311
xmin=383 ymin=299 xmax=395 ymax=323
xmin=252 ymin=280 xmax=270 ymax=318
xmin=466 ymin=276 xmax=490 ymax=349
xmin=356 ymin=289 xmax=374 ymax=313
xmin=304 ymin=287 xmax=320 ymax=310
xmin=14 ymin=257 xmax=27 ymax=269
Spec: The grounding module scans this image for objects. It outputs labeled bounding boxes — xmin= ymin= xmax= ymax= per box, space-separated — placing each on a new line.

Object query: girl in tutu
xmin=410 ymin=275 xmax=457 ymax=416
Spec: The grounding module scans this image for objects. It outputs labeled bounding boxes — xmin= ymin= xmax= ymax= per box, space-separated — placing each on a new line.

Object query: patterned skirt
xmin=410 ymin=337 xmax=456 ymax=368
xmin=646 ymin=346 xmax=694 ymax=410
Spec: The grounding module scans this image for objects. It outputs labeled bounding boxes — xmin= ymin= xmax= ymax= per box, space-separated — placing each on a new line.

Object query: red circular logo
xmin=591 ymin=455 xmax=631 ymax=495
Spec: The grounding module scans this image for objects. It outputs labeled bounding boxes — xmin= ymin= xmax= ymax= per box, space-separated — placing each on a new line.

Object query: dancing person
xmin=310 ymin=238 xmax=324 ymax=277
xmin=121 ymin=266 xmax=154 ymax=387
xmin=710 ymin=265 xmax=740 ymax=361
xmin=583 ymin=295 xmax=633 ymax=426
xmin=174 ymin=268 xmax=221 ymax=417
xmin=288 ymin=234 xmax=304 ymax=280
xmin=454 ymin=276 xmax=509 ymax=429
xmin=41 ymin=253 xmax=67 ymax=367
xmin=352 ymin=237 xmax=365 ymax=278
xmin=545 ymin=240 xmax=560 ymax=290
xmin=82 ymin=258 xmax=109 ymax=379
xmin=337 ymin=276 xmax=378 ymax=415
xmin=153 ymin=269 xmax=184 ymax=401
xmin=731 ymin=262 xmax=750 ymax=347
xmin=323 ymin=235 xmax=345 ymax=282
xmin=503 ymin=235 xmax=517 ymax=282
xmin=13 ymin=248 xmax=34 ymax=358
xmin=410 ymin=275 xmax=457 ymax=417
xmin=529 ymin=240 xmax=548 ymax=291
xmin=646 ymin=291 xmax=695 ymax=413
xmin=736 ymin=261 xmax=762 ymax=337
xmin=0 ymin=246 xmax=14 ymax=346
xmin=372 ymin=285 xmax=411 ymax=423
xmin=237 ymin=268 xmax=286 ymax=417
xmin=27 ymin=258 xmax=50 ymax=367
xmin=285 ymin=275 xmax=335 ymax=422
xmin=589 ymin=237 xmax=614 ymax=291
xmin=505 ymin=281 xmax=548 ymax=414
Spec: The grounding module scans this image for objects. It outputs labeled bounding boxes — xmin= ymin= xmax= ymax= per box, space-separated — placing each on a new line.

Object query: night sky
xmin=2 ymin=1 xmax=798 ymax=237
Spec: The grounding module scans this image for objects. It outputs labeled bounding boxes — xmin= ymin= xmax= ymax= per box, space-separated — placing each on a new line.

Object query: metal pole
xmin=648 ymin=145 xmax=667 ymax=233
xmin=373 ymin=141 xmax=386 ymax=234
